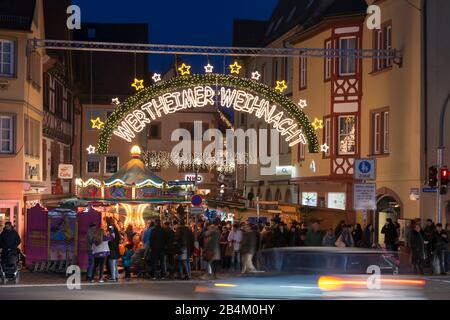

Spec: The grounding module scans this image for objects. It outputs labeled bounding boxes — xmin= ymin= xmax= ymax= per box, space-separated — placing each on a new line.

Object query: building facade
xmin=0 ymin=0 xmax=45 ymax=237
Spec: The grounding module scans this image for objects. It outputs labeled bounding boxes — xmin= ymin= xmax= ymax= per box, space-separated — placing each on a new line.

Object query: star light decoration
xmin=320 ymin=143 xmax=330 ymax=153
xmin=86 ymin=145 xmax=96 ymax=154
xmin=229 ymin=61 xmax=242 ymax=74
xmin=204 ymin=64 xmax=214 ymax=73
xmin=275 ymin=80 xmax=288 ymax=93
xmin=312 ymin=118 xmax=324 ymax=130
xmin=251 ymin=71 xmax=261 ymax=81
xmin=298 ymin=99 xmax=307 ymax=109
xmin=178 ymin=63 xmax=191 ymax=76
xmin=90 ymin=117 xmax=104 ymax=130
xmin=112 ymin=97 xmax=120 ymax=105
xmin=152 ymin=73 xmax=161 ymax=83
xmin=131 ymin=78 xmax=144 ymax=91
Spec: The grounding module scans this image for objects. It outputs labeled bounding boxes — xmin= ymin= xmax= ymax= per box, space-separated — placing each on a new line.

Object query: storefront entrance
xmin=376 ymin=195 xmax=401 ymax=245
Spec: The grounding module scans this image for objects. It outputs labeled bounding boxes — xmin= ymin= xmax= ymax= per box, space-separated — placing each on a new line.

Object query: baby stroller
xmin=130 ymin=248 xmax=150 ymax=278
xmin=0 ymin=248 xmax=25 ymax=284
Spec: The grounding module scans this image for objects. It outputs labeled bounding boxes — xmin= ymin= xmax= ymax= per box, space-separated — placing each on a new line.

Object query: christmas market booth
xmin=75 ymin=146 xmax=196 ymax=229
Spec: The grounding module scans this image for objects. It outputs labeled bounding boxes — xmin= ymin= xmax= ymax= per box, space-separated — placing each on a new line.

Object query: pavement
xmin=1 ymin=270 xmax=450 ymax=300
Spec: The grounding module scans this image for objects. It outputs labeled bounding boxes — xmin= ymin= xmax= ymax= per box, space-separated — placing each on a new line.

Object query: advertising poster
xmin=48 ymin=209 xmax=78 ymax=263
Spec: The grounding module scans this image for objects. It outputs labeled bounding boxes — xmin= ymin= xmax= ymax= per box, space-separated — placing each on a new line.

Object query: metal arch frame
xmin=29 ymin=38 xmax=398 ymax=59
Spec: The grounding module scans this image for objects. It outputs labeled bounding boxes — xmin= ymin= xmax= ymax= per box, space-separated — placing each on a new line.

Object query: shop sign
xmin=353 ymin=183 xmax=377 ymax=210
xmin=189 ymin=206 xmax=204 ymax=215
xmin=58 ymin=164 xmax=73 ymax=179
xmin=275 ymin=166 xmax=292 ymax=176
xmin=185 ymin=174 xmax=203 ymax=183
xmin=354 ymin=159 xmax=376 ymax=180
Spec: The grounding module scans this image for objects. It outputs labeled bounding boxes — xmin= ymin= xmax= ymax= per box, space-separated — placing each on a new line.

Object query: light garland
xmin=312 ymin=118 xmax=324 ymax=130
xmin=152 ymin=73 xmax=161 ymax=82
xmin=98 ymin=74 xmax=319 ymax=154
xmin=178 ymin=63 xmax=191 ymax=75
xmin=91 ymin=117 xmax=104 ymax=130
xmin=131 ymin=78 xmax=144 ymax=91
xmin=275 ymin=80 xmax=288 ymax=93
xmin=229 ymin=61 xmax=242 ymax=74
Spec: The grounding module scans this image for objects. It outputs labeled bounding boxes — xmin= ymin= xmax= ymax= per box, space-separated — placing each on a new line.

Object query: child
xmin=122 ymin=243 xmax=134 ymax=281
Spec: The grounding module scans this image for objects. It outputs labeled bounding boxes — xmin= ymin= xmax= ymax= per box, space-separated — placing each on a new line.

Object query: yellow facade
xmin=0 ymin=0 xmax=46 ymax=237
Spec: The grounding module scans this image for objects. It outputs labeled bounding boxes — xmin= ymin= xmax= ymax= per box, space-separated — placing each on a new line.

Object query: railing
xmin=43 ymin=111 xmax=73 ymax=145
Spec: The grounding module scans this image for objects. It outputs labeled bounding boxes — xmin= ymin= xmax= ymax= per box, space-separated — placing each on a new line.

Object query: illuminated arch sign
xmin=98 ymin=74 xmax=319 ymax=154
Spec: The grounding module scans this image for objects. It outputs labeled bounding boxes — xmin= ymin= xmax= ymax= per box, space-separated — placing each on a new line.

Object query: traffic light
xmin=440 ymin=166 xmax=449 ymax=195
xmin=428 ymin=166 xmax=438 ymax=187
xmin=441 ymin=166 xmax=449 ymax=186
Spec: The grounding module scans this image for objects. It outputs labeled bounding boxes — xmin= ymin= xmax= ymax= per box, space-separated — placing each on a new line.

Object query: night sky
xmin=73 ymin=0 xmax=277 ymax=73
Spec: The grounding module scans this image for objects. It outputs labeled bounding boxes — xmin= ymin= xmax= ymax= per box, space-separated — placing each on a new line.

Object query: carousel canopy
xmin=104 ymin=151 xmax=166 ymax=188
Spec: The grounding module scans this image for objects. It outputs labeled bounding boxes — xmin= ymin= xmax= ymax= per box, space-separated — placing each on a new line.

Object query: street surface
xmin=0 ymin=272 xmax=449 ymax=300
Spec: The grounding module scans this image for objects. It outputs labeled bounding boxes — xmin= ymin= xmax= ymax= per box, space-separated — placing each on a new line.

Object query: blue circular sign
xmin=358 ymin=161 xmax=372 ymax=174
xmin=191 ymin=195 xmax=203 ymax=206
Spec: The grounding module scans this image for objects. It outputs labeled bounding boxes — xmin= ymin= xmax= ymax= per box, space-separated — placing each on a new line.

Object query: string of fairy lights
xmin=87 ymin=60 xmax=330 ymax=169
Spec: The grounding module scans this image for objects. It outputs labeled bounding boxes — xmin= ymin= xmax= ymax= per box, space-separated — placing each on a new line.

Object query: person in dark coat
xmin=410 ymin=224 xmax=426 ymax=275
xmin=360 ymin=224 xmax=375 ymax=248
xmin=381 ymin=218 xmax=397 ymax=251
xmin=431 ymin=223 xmax=448 ymax=275
xmin=241 ymin=223 xmax=258 ymax=273
xmin=219 ymin=226 xmax=231 ymax=270
xmin=289 ymin=225 xmax=303 ymax=246
xmin=106 ymin=223 xmax=121 ymax=282
xmin=352 ymin=223 xmax=363 ymax=247
xmin=150 ymin=219 xmax=167 ymax=279
xmin=260 ymin=223 xmax=273 ymax=249
xmin=163 ymin=222 xmax=176 ymax=279
xmin=174 ymin=220 xmax=194 ymax=280
xmin=423 ymin=219 xmax=436 ymax=265
xmin=272 ymin=223 xmax=289 ymax=248
xmin=334 ymin=220 xmax=346 ymax=238
xmin=0 ymin=222 xmax=21 ymax=262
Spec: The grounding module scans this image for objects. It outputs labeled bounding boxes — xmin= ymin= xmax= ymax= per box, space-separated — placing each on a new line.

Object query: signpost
xmin=353 ymin=159 xmax=376 ymax=180
xmin=191 ymin=195 xmax=203 ymax=206
xmin=353 ymin=183 xmax=377 ymax=210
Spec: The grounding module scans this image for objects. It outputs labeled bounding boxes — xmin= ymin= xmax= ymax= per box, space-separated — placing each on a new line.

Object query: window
xmin=373 ymin=23 xmax=392 ymax=72
xmin=180 ymin=122 xmax=194 ymax=137
xmin=0 ymin=40 xmax=14 ymax=76
xmin=371 ymin=109 xmax=389 ymax=155
xmin=24 ymin=115 xmax=40 ymax=157
xmin=55 ymin=81 xmax=63 ymax=117
xmin=298 ymin=143 xmax=305 ymax=162
xmin=324 ymin=117 xmax=331 ymax=157
xmin=327 ymin=192 xmax=346 ymax=210
xmin=148 ymin=122 xmax=161 ymax=139
xmin=383 ymin=112 xmax=389 ymax=154
xmin=0 ymin=115 xmax=13 ymax=153
xmin=86 ymin=156 xmax=100 ymax=174
xmin=385 ymin=26 xmax=392 ymax=67
xmin=299 ymin=56 xmax=307 ymax=89
xmin=27 ymin=50 xmax=41 ymax=88
xmin=86 ymin=110 xmax=102 ymax=130
xmin=338 ymin=115 xmax=356 ymax=155
xmin=105 ymin=156 xmax=119 ymax=174
xmin=324 ymin=39 xmax=332 ymax=81
xmin=339 ymin=37 xmax=357 ymax=76
xmin=302 ymin=192 xmax=317 ymax=207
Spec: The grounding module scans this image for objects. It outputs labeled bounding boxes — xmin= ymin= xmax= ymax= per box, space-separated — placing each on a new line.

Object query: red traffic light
xmin=441 ymin=166 xmax=449 ymax=186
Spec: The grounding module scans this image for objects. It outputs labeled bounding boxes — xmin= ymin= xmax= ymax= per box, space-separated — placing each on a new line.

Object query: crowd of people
xmin=83 ymin=212 xmax=450 ymax=282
